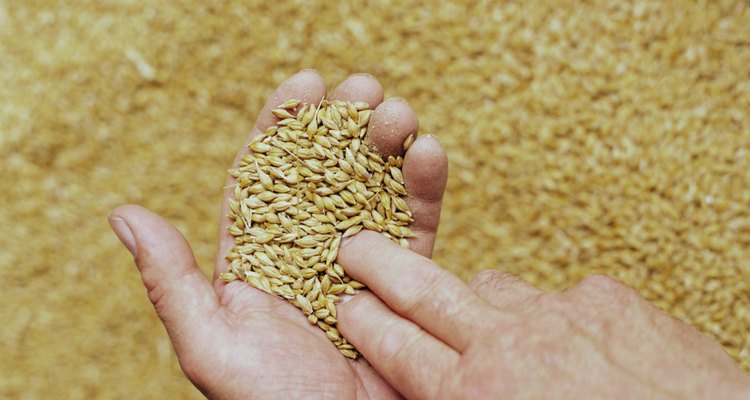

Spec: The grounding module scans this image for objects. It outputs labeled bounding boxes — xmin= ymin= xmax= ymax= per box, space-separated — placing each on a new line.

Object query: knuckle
xmin=400 ymin=260 xmax=446 ymax=316
xmin=531 ymin=293 xmax=585 ymax=331
xmin=492 ymin=272 xmax=523 ymax=289
xmin=575 ymin=274 xmax=627 ymax=295
xmin=469 ymin=269 xmax=519 ymax=291
xmin=468 ymin=269 xmax=500 ymax=289
xmin=535 ymin=291 xmax=566 ymax=309
xmin=377 ymin=320 xmax=420 ymax=370
xmin=569 ymin=275 xmax=639 ymax=312
xmin=376 ymin=321 xmax=404 ymax=361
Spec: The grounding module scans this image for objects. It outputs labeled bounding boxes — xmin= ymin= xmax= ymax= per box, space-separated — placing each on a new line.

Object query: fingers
xmin=337 ymin=76 xmax=447 ymax=258
xmin=109 ymin=205 xmax=219 ymax=358
xmin=468 ymin=270 xmax=542 ymax=309
xmin=338 ymin=230 xmax=487 ymax=352
xmin=338 ymin=291 xmax=458 ymax=400
xmin=215 ymin=70 xmax=328 ymax=281
xmin=329 ymin=73 xmax=384 ymax=108
xmin=401 ymin=135 xmax=448 ymax=257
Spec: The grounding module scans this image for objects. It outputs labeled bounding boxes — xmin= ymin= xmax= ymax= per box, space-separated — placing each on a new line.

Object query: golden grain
xmin=223 ymin=99 xmax=414 ymax=358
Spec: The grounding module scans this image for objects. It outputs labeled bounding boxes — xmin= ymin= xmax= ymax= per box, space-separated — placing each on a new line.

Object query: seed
xmin=402 ymin=134 xmax=415 ymax=151
xmin=339 ymin=349 xmax=358 ymax=359
xmin=389 ymin=166 xmax=404 ymax=184
xmin=255 ymin=232 xmax=275 ymax=244
xmin=388 ymin=179 xmax=407 ymax=196
xmin=342 ymin=225 xmax=363 ymax=238
xmin=260 ymin=265 xmax=281 ymax=280
xmin=326 ymin=329 xmax=341 ymax=341
xmin=225 ymin=99 xmax=415 ymax=359
xmin=329 ymin=284 xmax=348 ymax=295
xmin=219 ymin=272 xmax=238 ymax=282
xmin=278 ymin=99 xmax=300 ymax=109
xmin=257 ymin=166 xmax=274 ymax=191
xmin=335 ymin=215 xmax=362 ymax=231
xmin=256 ymin=252 xmax=274 ymax=266
xmin=250 ymin=140 xmax=272 ymax=153
xmin=294 ymin=236 xmax=319 ymax=248
xmin=296 ymin=294 xmax=314 ymax=315
xmin=362 ymin=219 xmax=382 ymax=232
xmin=271 ymin=108 xmax=295 ymax=119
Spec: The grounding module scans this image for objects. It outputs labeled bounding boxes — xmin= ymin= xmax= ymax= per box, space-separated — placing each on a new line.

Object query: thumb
xmin=108 ymin=205 xmax=219 ymax=357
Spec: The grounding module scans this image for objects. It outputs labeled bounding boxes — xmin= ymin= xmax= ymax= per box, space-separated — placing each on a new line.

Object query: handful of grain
xmin=220 ymin=98 xmax=415 ymax=359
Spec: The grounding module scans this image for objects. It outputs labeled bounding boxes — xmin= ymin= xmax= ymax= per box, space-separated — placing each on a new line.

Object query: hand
xmin=335 ymin=232 xmax=750 ymax=400
xmin=108 ymin=70 xmax=449 ymax=399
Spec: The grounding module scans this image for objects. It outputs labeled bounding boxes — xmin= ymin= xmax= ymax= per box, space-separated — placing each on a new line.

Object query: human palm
xmin=200 ymin=281 xmax=389 ymax=399
xmin=109 ymin=71 xmax=448 ymax=399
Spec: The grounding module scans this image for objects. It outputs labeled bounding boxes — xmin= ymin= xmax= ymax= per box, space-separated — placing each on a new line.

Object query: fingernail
xmin=339 ymin=292 xmax=360 ymax=303
xmin=386 ymin=96 xmax=409 ymax=105
xmin=340 ymin=236 xmax=354 ymax=248
xmin=422 ymin=133 xmax=441 ymax=144
xmin=109 ymin=216 xmax=137 ymax=256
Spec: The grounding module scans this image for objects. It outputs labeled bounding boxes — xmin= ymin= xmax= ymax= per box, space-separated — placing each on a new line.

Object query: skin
xmin=337 ymin=232 xmax=750 ymax=399
xmin=109 ymin=70 xmax=446 ymax=399
xmin=109 ymin=70 xmax=750 ymax=399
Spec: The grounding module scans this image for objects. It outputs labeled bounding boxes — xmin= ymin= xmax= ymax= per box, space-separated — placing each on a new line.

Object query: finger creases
xmin=468 ymin=269 xmax=542 ymax=309
xmin=338 ymin=230 xmax=486 ymax=352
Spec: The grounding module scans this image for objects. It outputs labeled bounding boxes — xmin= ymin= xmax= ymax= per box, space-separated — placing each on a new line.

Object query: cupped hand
xmin=108 ymin=70 xmax=448 ymax=400
xmin=335 ymin=231 xmax=750 ymax=400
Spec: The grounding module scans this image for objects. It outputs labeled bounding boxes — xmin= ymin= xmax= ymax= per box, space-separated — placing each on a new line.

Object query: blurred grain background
xmin=1 ymin=0 xmax=749 ymax=398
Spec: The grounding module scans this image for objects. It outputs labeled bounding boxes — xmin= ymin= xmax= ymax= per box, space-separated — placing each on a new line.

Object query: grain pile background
xmin=1 ymin=0 xmax=749 ymax=398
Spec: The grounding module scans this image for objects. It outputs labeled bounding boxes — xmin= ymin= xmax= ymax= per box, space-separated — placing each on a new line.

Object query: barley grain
xmin=223 ymin=99 xmax=414 ymax=358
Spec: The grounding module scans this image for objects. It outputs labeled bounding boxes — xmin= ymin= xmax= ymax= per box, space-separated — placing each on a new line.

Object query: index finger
xmin=338 ymin=230 xmax=488 ymax=352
